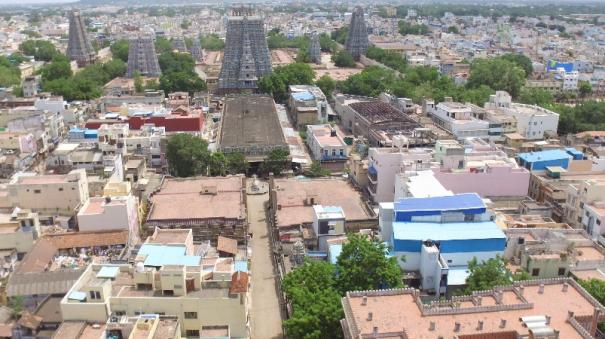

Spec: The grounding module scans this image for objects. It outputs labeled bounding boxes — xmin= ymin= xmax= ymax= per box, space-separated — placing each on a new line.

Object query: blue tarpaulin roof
xmin=292 ymin=91 xmax=315 ymax=101
xmin=235 ymin=260 xmax=248 ymax=272
xmin=96 ymin=266 xmax=120 ymax=279
xmin=138 ymin=244 xmax=201 ymax=267
xmin=565 ymin=147 xmax=583 ymax=157
xmin=518 ymin=149 xmax=571 ymax=163
xmin=329 ymin=244 xmax=342 ymax=264
xmin=394 ymin=193 xmax=484 ymax=212
xmin=393 ymin=221 xmax=505 ymax=241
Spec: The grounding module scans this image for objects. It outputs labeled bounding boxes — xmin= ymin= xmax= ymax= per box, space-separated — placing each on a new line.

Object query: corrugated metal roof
xmin=393 ymin=221 xmax=505 ymax=241
xmin=7 ymin=270 xmax=84 ymax=296
xmin=394 ymin=193 xmax=484 ymax=212
xmin=518 ymin=149 xmax=571 ymax=163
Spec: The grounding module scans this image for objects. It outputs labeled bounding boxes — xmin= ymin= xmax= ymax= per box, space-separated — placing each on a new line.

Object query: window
xmin=580 ymin=202 xmax=584 ymax=208
xmin=114 ymin=311 xmax=125 ymax=316
xmin=332 ymin=149 xmax=336 ymax=156
xmin=33 ymin=189 xmax=41 ymax=194
xmin=184 ymin=312 xmax=197 ymax=319
xmin=339 ymin=149 xmax=344 ymax=156
xmin=185 ymin=330 xmax=200 ymax=337
xmin=558 ymin=267 xmax=566 ymax=276
xmin=89 ymin=291 xmax=101 ymax=299
xmin=532 ymin=268 xmax=540 ymax=277
xmin=58 ymin=188 xmax=63 ymax=191
xmin=598 ymin=220 xmax=602 ymax=225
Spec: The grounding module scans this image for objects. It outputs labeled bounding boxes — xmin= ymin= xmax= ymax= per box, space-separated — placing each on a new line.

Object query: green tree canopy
xmin=331 ymin=27 xmax=348 ymax=44
xmin=467 ymin=58 xmax=525 ymax=98
xmin=0 ymin=56 xmax=22 ymax=87
xmin=158 ymin=52 xmax=206 ymax=94
xmin=200 ymin=34 xmax=225 ymax=51
xmin=260 ymin=148 xmax=290 ymax=176
xmin=166 ymin=134 xmax=210 ymax=177
xmin=365 ymin=46 xmax=408 ymax=73
xmin=579 ymin=80 xmax=593 ymax=98
xmin=110 ymin=39 xmax=129 ymax=63
xmin=500 ymin=53 xmax=533 ymax=78
xmin=319 ymin=33 xmax=336 ymax=52
xmin=336 ymin=233 xmax=403 ymax=293
xmin=258 ymin=63 xmax=315 ymax=102
xmin=40 ymin=55 xmax=73 ymax=82
xmin=225 ymin=152 xmax=249 ymax=175
xmin=519 ymin=88 xmax=554 ymax=106
xmin=463 ymin=255 xmax=528 ymax=294
xmin=332 ymin=50 xmax=356 ymax=68
xmin=315 ymin=74 xmax=336 ymax=97
xmin=398 ymin=21 xmax=429 ymax=35
xmin=19 ymin=40 xmax=59 ymax=61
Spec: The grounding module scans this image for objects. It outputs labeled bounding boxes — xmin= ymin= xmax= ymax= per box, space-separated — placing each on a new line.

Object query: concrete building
xmin=0 ymin=208 xmax=40 ymax=257
xmin=340 ymin=278 xmax=605 ymax=338
xmin=380 ymin=193 xmax=506 ymax=295
xmin=22 ymin=76 xmax=40 ymax=98
xmin=518 ymin=149 xmax=575 ymax=171
xmin=288 ymin=85 xmax=332 ymax=127
xmin=367 ymin=147 xmax=433 ymax=203
xmin=485 ymin=91 xmax=559 ymax=140
xmin=563 ymin=71 xmax=579 ymax=91
xmin=306 ymin=124 xmax=348 ymax=170
xmin=6 ymin=169 xmax=89 ymax=216
xmin=146 ymin=176 xmax=247 ymax=243
xmin=60 ymin=229 xmax=248 ymax=338
xmin=77 ymin=195 xmax=139 ymax=237
xmin=426 ymin=99 xmax=490 ymax=140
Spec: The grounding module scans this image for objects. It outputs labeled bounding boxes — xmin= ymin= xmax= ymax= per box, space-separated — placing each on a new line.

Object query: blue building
xmin=517 ymin=149 xmax=577 ymax=171
xmin=379 ymin=193 xmax=506 ymax=296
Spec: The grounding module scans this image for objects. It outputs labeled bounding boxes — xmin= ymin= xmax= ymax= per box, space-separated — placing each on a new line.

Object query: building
xmin=564 ymin=71 xmax=579 ymax=91
xmin=288 ymin=85 xmax=332 ymax=127
xmin=218 ymin=8 xmax=271 ymax=93
xmin=60 ymin=228 xmax=248 ymax=338
xmin=219 ymin=95 xmax=287 ymax=162
xmin=6 ymin=169 xmax=89 ymax=216
xmin=54 ymin=314 xmax=181 ymax=339
xmin=146 ymin=176 xmax=247 ymax=243
xmin=380 ymin=193 xmax=506 ymax=295
xmin=345 ymin=7 xmax=369 ymax=60
xmin=340 ymin=278 xmax=605 ymax=338
xmin=270 ymin=177 xmax=376 ymax=253
xmin=190 ymin=36 xmax=203 ymax=63
xmin=0 ymin=208 xmax=40 ymax=258
xmin=485 ymin=91 xmax=559 ymax=140
xmin=427 ymin=99 xmax=490 ymax=140
xmin=367 ymin=147 xmax=433 ymax=203
xmin=171 ymin=37 xmax=187 ymax=53
xmin=306 ymin=124 xmax=348 ymax=170
xmin=77 ymin=195 xmax=139 ymax=237
xmin=309 ymin=32 xmax=321 ymax=64
xmin=518 ymin=149 xmax=575 ymax=171
xmin=127 ymin=36 xmax=161 ymax=78
xmin=22 ymin=76 xmax=40 ymax=98
xmin=66 ymin=10 xmax=96 ymax=67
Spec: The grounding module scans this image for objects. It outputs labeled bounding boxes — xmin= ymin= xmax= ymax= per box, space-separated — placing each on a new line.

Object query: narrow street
xmin=247 ymin=186 xmax=284 ymax=339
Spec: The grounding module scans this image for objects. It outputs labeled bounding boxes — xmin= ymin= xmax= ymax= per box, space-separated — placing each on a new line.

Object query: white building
xmin=306 ymin=124 xmax=348 ymax=162
xmin=485 ymin=91 xmax=559 ymax=140
xmin=77 ymin=195 xmax=139 ymax=237
xmin=563 ymin=71 xmax=579 ymax=91
xmin=427 ymin=99 xmax=490 ymax=140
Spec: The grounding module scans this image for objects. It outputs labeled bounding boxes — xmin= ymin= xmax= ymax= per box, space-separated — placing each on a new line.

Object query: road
xmin=247 ymin=188 xmax=284 ymax=339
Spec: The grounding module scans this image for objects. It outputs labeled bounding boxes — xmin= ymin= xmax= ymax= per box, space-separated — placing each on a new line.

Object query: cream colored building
xmin=6 ymin=169 xmax=89 ymax=216
xmin=0 ymin=207 xmax=40 ymax=256
xmin=60 ymin=229 xmax=249 ymax=338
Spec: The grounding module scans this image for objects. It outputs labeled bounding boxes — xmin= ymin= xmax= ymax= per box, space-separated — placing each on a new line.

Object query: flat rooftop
xmin=219 ymin=95 xmax=286 ymax=150
xmin=342 ymin=278 xmax=605 ymax=338
xmin=273 ymin=177 xmax=374 ymax=227
xmin=148 ymin=176 xmax=245 ymax=222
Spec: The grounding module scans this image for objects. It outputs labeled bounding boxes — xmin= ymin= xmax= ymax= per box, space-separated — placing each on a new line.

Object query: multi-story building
xmin=485 ymin=91 xmax=559 ymax=140
xmin=146 ymin=176 xmax=247 ymax=243
xmin=563 ymin=71 xmax=579 ymax=91
xmin=306 ymin=124 xmax=348 ymax=170
xmin=60 ymin=228 xmax=249 ymax=338
xmin=0 ymin=208 xmax=40 ymax=258
xmin=563 ymin=179 xmax=605 ymax=235
xmin=380 ymin=193 xmax=506 ymax=295
xmin=367 ymin=147 xmax=433 ymax=203
xmin=77 ymin=195 xmax=139 ymax=238
xmin=288 ymin=85 xmax=332 ymax=127
xmin=426 ymin=99 xmax=490 ymax=140
xmin=22 ymin=76 xmax=40 ymax=98
xmin=340 ymin=278 xmax=605 ymax=338
xmin=5 ymin=169 xmax=89 ymax=216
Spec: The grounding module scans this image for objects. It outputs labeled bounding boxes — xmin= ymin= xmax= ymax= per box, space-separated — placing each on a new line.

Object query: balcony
xmin=321 ymin=154 xmax=348 ymax=161
xmin=368 ymin=166 xmax=378 ymax=183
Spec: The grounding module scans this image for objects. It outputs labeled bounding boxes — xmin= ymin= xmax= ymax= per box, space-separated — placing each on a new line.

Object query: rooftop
xmin=219 ymin=95 xmax=286 ymax=150
xmin=147 ymin=176 xmax=245 ymax=222
xmin=394 ymin=193 xmax=485 ymax=213
xmin=308 ymin=124 xmax=346 ymax=148
xmin=518 ymin=149 xmax=572 ymax=163
xmin=393 ymin=221 xmax=506 ymax=241
xmin=273 ymin=177 xmax=374 ymax=227
xmin=342 ymin=278 xmax=605 ymax=338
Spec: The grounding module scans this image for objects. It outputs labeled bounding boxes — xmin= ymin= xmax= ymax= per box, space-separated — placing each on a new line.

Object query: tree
xmin=295 ymin=47 xmax=311 ymax=63
xmin=40 ymin=55 xmax=72 ymax=82
xmin=0 ymin=56 xmax=21 ymax=87
xmin=258 ymin=63 xmax=315 ymax=102
xmin=519 ymin=88 xmax=554 ymax=106
xmin=158 ymin=52 xmax=206 ymax=94
xmin=500 ymin=53 xmax=533 ymax=78
xmin=578 ymin=279 xmax=605 ymax=305
xmin=154 ymin=37 xmax=172 ymax=54
xmin=467 ymin=58 xmax=525 ymax=98
xmin=165 ymin=134 xmax=210 ymax=177
xmin=282 ymin=260 xmax=344 ymax=339
xmin=225 ymin=152 xmax=248 ymax=175
xmin=200 ymin=34 xmax=225 ymax=51
xmin=319 ymin=33 xmax=336 ymax=52
xmin=9 ymin=296 xmax=24 ymax=317
xmin=463 ymin=255 xmax=528 ymax=294
xmin=134 ymin=72 xmax=144 ymax=93
xmin=339 ymin=66 xmax=396 ymax=97
xmin=316 ymin=74 xmax=336 ymax=97
xmin=579 ymin=81 xmax=593 ymax=99
xmin=19 ymin=40 xmax=59 ymax=61
xmin=332 ymin=50 xmax=356 ymax=68
xmin=335 ymin=233 xmax=403 ymax=294
xmin=398 ymin=21 xmax=429 ymax=35
xmin=110 ymin=39 xmax=129 ymax=63
xmin=208 ymin=152 xmax=227 ymax=176
xmin=260 ymin=148 xmax=290 ymax=176
xmin=331 ymin=27 xmax=348 ymax=44
xmin=447 ymin=26 xmax=459 ymax=34
xmin=305 ymin=161 xmax=330 ymax=177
